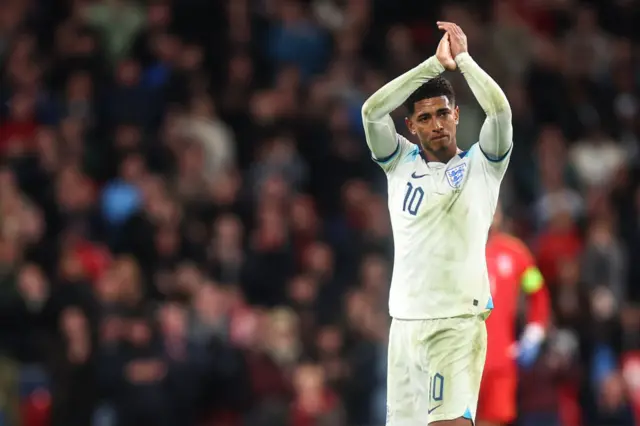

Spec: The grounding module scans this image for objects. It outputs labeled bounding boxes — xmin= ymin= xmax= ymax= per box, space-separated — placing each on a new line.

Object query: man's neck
xmin=420 ymin=145 xmax=462 ymax=164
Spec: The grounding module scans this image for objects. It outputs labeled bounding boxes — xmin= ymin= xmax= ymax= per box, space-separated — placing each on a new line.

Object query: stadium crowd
xmin=0 ymin=0 xmax=639 ymax=425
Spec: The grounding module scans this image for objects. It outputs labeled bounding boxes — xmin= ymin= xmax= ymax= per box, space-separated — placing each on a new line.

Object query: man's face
xmin=405 ymin=96 xmax=459 ymax=156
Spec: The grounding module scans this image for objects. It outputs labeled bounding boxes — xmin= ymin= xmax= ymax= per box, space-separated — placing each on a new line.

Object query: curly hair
xmin=403 ymin=76 xmax=456 ymax=114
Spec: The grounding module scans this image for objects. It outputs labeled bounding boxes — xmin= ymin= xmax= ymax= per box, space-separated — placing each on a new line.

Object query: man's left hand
xmin=517 ymin=338 xmax=543 ymax=368
xmin=515 ymin=323 xmax=546 ymax=368
xmin=437 ymin=22 xmax=468 ymax=59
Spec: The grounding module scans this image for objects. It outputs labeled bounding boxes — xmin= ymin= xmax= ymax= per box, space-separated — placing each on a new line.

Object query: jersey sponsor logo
xmin=445 ymin=163 xmax=467 ymax=188
xmin=411 ymin=171 xmax=427 ymax=179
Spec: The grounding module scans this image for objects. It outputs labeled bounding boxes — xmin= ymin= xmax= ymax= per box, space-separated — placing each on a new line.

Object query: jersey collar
xmin=419 ymin=149 xmax=468 ymax=164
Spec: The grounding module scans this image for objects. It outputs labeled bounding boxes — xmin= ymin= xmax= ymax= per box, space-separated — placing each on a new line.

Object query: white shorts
xmin=386 ymin=315 xmax=487 ymax=425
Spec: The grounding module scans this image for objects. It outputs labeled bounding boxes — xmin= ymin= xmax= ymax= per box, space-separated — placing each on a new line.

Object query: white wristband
xmin=521 ymin=323 xmax=545 ymax=344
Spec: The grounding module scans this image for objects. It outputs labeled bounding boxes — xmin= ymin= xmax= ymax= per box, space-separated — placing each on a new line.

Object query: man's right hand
xmin=435 ymin=33 xmax=456 ymax=71
xmin=437 ymin=22 xmax=469 ymax=59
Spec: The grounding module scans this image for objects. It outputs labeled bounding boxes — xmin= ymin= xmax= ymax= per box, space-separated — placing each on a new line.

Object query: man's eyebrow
xmin=418 ymin=108 xmax=449 ymax=118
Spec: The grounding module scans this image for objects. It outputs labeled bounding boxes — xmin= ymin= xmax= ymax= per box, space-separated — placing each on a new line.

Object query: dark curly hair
xmin=403 ymin=76 xmax=456 ymax=115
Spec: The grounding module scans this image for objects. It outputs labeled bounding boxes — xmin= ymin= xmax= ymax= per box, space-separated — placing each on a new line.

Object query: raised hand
xmin=437 ymin=22 xmax=468 ymax=59
xmin=435 ymin=32 xmax=456 ymax=71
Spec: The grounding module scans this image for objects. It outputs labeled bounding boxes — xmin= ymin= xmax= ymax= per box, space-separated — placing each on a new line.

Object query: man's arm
xmin=522 ymin=266 xmax=550 ymax=328
xmin=439 ymin=22 xmax=513 ymax=162
xmin=456 ymin=53 xmax=513 ymax=162
xmin=517 ymin=243 xmax=550 ymax=368
xmin=361 ymin=56 xmax=445 ymax=165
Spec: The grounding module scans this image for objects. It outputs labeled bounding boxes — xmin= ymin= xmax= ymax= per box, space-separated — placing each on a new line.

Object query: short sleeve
xmin=373 ymin=134 xmax=416 ymax=174
xmin=469 ymin=142 xmax=512 ymax=184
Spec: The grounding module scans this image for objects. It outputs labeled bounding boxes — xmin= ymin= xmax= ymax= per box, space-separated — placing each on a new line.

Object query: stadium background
xmin=1 ymin=0 xmax=639 ymax=425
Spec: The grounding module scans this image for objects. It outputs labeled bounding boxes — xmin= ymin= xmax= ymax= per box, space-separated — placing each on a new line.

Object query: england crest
xmin=446 ymin=163 xmax=467 ymax=188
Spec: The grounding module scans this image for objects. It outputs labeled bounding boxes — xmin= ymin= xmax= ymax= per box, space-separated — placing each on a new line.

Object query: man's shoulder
xmin=444 ymin=145 xmax=485 ymax=175
xmin=395 ymin=136 xmax=421 ymax=163
xmin=385 ymin=141 xmax=422 ymax=176
xmin=454 ymin=142 xmax=511 ymax=187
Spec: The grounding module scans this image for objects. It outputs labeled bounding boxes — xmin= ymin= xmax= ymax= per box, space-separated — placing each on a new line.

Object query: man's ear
xmin=405 ymin=117 xmax=415 ymax=134
xmin=454 ymin=105 xmax=460 ymax=125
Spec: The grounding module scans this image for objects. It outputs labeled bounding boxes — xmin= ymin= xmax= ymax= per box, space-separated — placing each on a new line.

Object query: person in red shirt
xmin=0 ymin=91 xmax=39 ymax=155
xmin=477 ymin=204 xmax=551 ymax=426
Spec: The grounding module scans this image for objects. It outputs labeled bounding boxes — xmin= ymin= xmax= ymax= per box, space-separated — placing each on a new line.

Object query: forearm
xmin=522 ymin=266 xmax=550 ymax=327
xmin=519 ymin=282 xmax=548 ymax=363
xmin=362 ymin=56 xmax=445 ymax=120
xmin=456 ymin=53 xmax=512 ymax=159
xmin=526 ymin=285 xmax=550 ymax=327
xmin=362 ymin=56 xmax=444 ymax=159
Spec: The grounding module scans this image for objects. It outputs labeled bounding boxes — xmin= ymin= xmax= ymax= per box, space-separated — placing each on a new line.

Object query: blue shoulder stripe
xmin=372 ymin=142 xmax=400 ymax=164
xmin=478 ymin=143 xmax=512 ymax=163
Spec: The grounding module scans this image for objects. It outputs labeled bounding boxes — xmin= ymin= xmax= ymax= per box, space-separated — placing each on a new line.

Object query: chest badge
xmin=497 ymin=254 xmax=513 ymax=276
xmin=445 ymin=163 xmax=467 ymax=188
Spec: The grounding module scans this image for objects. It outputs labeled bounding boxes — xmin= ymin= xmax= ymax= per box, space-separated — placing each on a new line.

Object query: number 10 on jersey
xmin=402 ymin=182 xmax=424 ymax=216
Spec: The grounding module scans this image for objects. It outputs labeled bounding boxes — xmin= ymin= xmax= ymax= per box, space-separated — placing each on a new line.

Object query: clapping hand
xmin=435 ymin=32 xmax=456 ymax=71
xmin=437 ymin=22 xmax=469 ymax=59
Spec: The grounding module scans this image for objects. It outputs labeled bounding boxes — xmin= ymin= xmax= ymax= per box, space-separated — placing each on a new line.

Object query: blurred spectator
xmin=176 ymin=94 xmax=236 ymax=182
xmin=518 ymin=329 xmax=581 ymax=426
xmin=268 ymin=0 xmax=330 ymax=79
xmin=49 ymin=306 xmax=95 ymax=426
xmin=581 ymin=218 xmax=627 ymax=322
xmin=81 ymin=0 xmax=145 ymax=65
xmin=290 ymin=361 xmax=345 ymax=426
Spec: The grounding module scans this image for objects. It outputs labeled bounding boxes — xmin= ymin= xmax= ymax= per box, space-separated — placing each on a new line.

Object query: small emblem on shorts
xmin=429 ymin=373 xmax=445 ymax=415
xmin=428 ymin=405 xmax=442 ymax=414
xmin=446 ymin=163 xmax=467 ymax=188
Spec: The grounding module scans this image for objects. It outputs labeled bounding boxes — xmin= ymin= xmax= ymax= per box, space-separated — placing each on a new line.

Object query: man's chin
xmin=427 ymin=136 xmax=450 ymax=151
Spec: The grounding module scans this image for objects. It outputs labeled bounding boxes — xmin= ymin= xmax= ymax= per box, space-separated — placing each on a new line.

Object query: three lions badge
xmin=446 ymin=163 xmax=467 ymax=188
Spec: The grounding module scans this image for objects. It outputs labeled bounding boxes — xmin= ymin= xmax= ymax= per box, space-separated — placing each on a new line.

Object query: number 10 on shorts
xmin=429 ymin=373 xmax=444 ymax=403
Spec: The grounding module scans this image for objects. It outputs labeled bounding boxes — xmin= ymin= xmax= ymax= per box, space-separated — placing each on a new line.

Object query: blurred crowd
xmin=1 ymin=0 xmax=640 ymax=425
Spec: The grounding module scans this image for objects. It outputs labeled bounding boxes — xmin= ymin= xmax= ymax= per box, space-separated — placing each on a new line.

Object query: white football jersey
xmin=378 ymin=134 xmax=510 ymax=320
